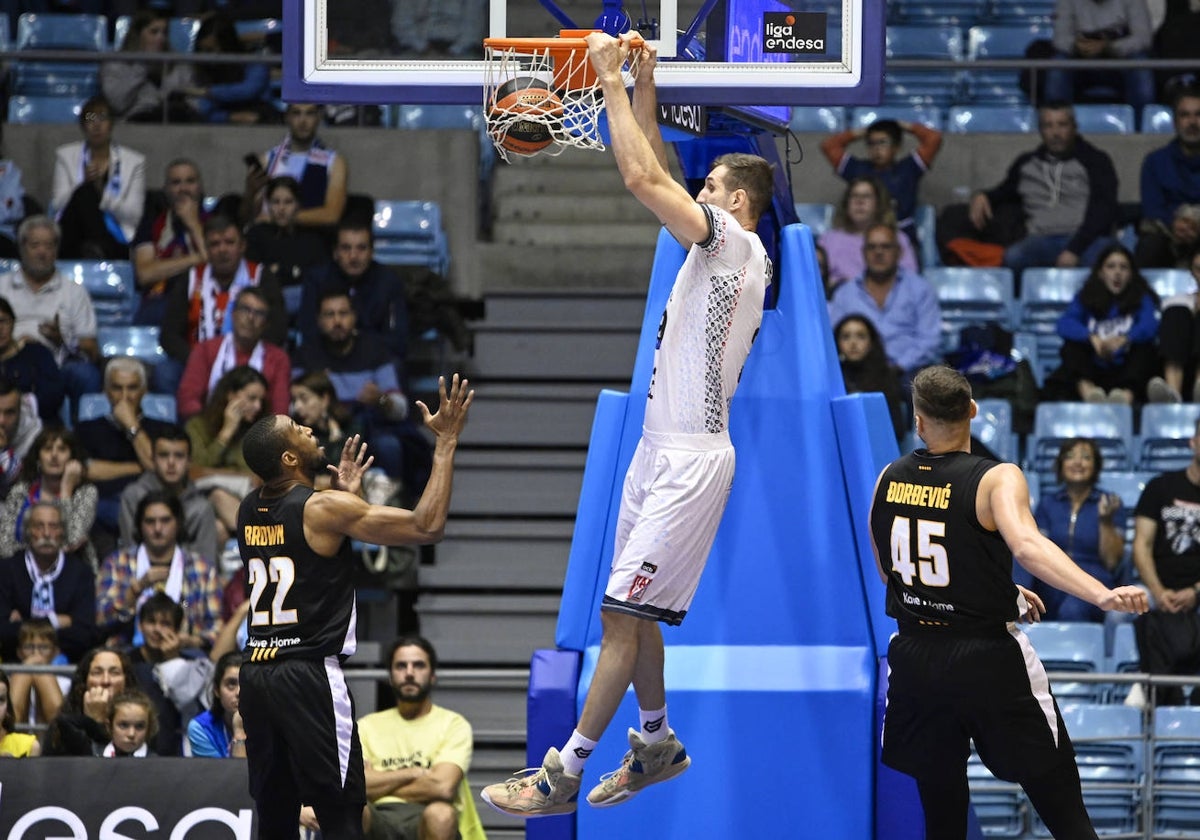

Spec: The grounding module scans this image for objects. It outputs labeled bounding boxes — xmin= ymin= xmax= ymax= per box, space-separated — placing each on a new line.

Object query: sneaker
xmin=1106 ymin=388 xmax=1134 ymax=405
xmin=1082 ymin=385 xmax=1107 ymax=403
xmin=480 ymin=747 xmax=581 ymax=818
xmin=586 ymin=728 xmax=691 ymax=808
xmin=1148 ymin=376 xmax=1183 ymax=404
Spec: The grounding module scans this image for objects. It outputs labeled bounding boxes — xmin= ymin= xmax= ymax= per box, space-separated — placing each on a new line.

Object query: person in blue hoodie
xmin=1136 ymin=84 xmax=1200 ymax=268
xmin=1044 ymin=243 xmax=1160 ymax=404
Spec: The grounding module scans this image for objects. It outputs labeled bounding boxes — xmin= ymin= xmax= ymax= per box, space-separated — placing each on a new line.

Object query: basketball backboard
xmin=283 ymin=0 xmax=883 ymax=107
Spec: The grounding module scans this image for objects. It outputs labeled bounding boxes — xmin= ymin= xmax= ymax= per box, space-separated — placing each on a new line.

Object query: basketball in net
xmin=487 ymin=77 xmax=564 ymax=156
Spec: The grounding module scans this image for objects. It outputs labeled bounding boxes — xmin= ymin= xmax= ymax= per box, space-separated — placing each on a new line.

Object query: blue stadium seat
xmin=7 ymin=94 xmax=81 ymax=124
xmin=789 ymin=106 xmax=845 ymax=133
xmin=1144 ymin=268 xmax=1197 ymax=301
xmin=914 ymin=204 xmax=940 ymax=268
xmin=985 ymin=0 xmax=1056 ymax=22
xmin=1019 ymin=267 xmax=1088 ymax=382
xmin=233 ymin=18 xmax=282 ymax=41
xmin=1073 ymin=104 xmax=1136 ymax=135
xmin=113 ymin=16 xmax=200 ymax=53
xmin=965 ymin=24 xmax=1052 ymax=103
xmin=1022 ymin=623 xmax=1108 ymax=704
xmin=1096 ymin=470 xmax=1154 ymax=586
xmin=1154 ymin=707 xmax=1200 ymax=834
xmin=1013 ymin=330 xmax=1042 ymax=386
xmin=1106 ymin=621 xmax=1140 ymax=701
xmin=1139 ymin=404 xmax=1200 ymax=472
xmin=60 ymin=260 xmax=137 ymax=327
xmin=967 ymin=751 xmax=1025 ymax=838
xmin=925 ymin=266 xmax=1016 ymax=351
xmin=14 ymin=13 xmax=106 ymax=99
xmin=886 ymin=25 xmax=966 ymax=59
xmin=892 ymin=0 xmax=988 ymax=24
xmin=1143 ymin=104 xmax=1174 ymax=134
xmin=849 ymin=106 xmax=944 ymax=131
xmin=972 ymin=397 xmax=1016 ymax=462
xmin=0 ymin=16 xmax=9 ymax=50
xmin=77 ymin=392 xmax=176 ymax=424
xmin=98 ymin=325 xmax=163 ymax=366
xmin=793 ymin=202 xmax=834 ymax=240
xmin=947 ymin=104 xmax=1037 ymax=133
xmin=372 ymin=200 xmax=449 ymax=275
xmin=1028 ymin=402 xmax=1135 ymax=477
xmin=396 ymin=105 xmax=495 ymax=183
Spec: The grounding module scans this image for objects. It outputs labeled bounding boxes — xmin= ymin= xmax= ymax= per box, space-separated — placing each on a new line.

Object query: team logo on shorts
xmin=640 ymin=562 xmax=657 ymax=574
xmin=628 ymin=575 xmax=652 ymax=603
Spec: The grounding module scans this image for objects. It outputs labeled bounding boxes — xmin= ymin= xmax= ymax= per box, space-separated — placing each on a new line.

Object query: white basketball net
xmin=483 ymin=41 xmax=641 ymax=162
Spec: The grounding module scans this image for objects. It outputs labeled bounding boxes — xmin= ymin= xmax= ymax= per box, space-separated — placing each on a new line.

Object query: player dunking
xmin=871 ymin=366 xmax=1146 ymax=840
xmin=236 ymin=374 xmax=472 ymax=840
xmin=481 ymin=32 xmax=773 ymax=817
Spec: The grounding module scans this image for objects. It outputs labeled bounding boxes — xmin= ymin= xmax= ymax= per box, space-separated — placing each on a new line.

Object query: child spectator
xmin=0 ymin=667 xmax=39 ymax=757
xmin=820 ymin=118 xmax=943 ymax=255
xmin=8 ymin=618 xmax=69 ymax=725
xmin=41 ymin=647 xmax=133 ymax=755
xmin=818 ymin=177 xmax=919 ymax=291
xmin=101 ymin=688 xmax=156 ymax=757
xmin=1149 ymin=248 xmax=1200 ymax=402
xmin=1042 ymin=244 xmax=1160 ymax=404
xmin=186 ymin=650 xmax=245 ymax=758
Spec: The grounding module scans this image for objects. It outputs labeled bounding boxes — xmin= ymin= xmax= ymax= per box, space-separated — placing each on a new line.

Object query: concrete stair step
xmin=493 ymin=191 xmax=645 ymax=222
xmin=492 ymin=219 xmax=660 ymax=247
xmin=430 ymin=514 xmax=577 ymax=588
xmin=475 ymin=242 xmax=656 ymax=290
xmin=483 ymin=289 xmax=646 ymax=325
xmin=453 ymin=449 xmax=586 ymax=516
xmin=417 ymin=593 xmax=560 ymax=665
xmin=471 ymin=324 xmax=639 ymax=381
xmin=465 ymin=381 xmax=608 ymax=447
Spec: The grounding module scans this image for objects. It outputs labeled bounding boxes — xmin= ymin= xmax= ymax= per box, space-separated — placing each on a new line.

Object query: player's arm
xmin=630 ymin=43 xmax=670 ymax=176
xmin=390 ymin=761 xmax=463 ymax=803
xmin=587 ymin=32 xmax=709 ymax=248
xmin=982 ymin=463 xmax=1147 ymax=614
xmin=294 ymin=155 xmax=348 ymax=227
xmin=867 ymin=467 xmax=888 ymax=583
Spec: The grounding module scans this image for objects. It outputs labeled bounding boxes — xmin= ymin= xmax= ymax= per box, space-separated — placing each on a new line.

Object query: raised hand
xmin=416 ymin=374 xmax=473 ymax=442
xmin=327 ymin=434 xmax=373 ymax=496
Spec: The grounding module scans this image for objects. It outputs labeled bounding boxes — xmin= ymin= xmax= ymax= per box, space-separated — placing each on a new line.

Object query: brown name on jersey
xmin=885 ymin=481 xmax=952 ymax=509
xmin=243 ymin=524 xmax=285 ymax=546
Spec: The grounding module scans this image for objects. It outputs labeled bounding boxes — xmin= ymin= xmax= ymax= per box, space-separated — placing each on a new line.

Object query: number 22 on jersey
xmin=889 ymin=516 xmax=950 ymax=587
xmin=247 ymin=556 xmax=299 ymax=626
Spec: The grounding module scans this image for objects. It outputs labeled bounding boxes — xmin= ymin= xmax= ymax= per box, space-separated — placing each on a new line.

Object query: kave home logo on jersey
xmin=763 ymin=12 xmax=827 ymax=54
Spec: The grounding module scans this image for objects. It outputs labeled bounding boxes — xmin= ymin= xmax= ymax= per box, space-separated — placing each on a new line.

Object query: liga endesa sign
xmin=0 ymin=758 xmax=256 ymax=840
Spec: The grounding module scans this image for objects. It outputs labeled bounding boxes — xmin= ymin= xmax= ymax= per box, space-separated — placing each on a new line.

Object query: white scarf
xmin=207 ymin=334 xmax=266 ymax=398
xmin=134 ymin=544 xmax=185 ymax=613
xmin=189 ymin=261 xmax=256 ymax=343
xmin=102 ymin=741 xmax=149 ymax=757
xmin=25 ymin=550 xmax=64 ymax=623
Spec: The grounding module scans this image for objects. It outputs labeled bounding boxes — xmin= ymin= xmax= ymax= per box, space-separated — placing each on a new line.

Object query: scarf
xmin=207 ymin=333 xmax=266 ymax=398
xmin=25 ymin=549 xmax=64 ymax=624
xmin=102 ymin=741 xmax=149 ymax=757
xmin=134 ymin=543 xmax=185 ymax=612
xmin=187 ymin=261 xmax=257 ymax=344
xmin=70 ymin=145 xmax=126 ymax=244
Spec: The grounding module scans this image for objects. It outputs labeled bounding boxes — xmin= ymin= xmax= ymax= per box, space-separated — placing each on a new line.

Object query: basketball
xmin=489 ymin=76 xmax=564 ymax=155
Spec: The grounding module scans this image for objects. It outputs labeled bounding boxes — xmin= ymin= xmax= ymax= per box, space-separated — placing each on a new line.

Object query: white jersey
xmin=643 ymin=204 xmax=772 ymax=436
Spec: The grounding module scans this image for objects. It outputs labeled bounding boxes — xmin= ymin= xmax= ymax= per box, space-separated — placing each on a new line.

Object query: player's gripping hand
xmin=1015 ymin=585 xmax=1045 ymax=624
xmin=1098 ymin=585 xmax=1150 ymax=615
xmin=416 ymin=374 xmax=473 ymax=442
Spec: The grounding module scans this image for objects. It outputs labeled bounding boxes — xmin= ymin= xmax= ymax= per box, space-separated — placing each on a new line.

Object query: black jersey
xmin=238 ymin=485 xmax=357 ymax=661
xmin=871 ymin=449 xmax=1018 ymax=631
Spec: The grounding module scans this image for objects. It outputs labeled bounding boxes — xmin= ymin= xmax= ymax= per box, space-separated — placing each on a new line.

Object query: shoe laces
xmin=502 ymin=766 xmax=546 ymax=792
xmin=597 ymin=750 xmax=635 ymax=786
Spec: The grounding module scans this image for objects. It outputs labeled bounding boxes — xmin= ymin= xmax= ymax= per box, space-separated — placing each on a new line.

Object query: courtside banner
xmin=0 ymin=758 xmax=256 ymax=840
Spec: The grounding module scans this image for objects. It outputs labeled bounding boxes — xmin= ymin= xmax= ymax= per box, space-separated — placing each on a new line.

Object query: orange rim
xmin=485 ymin=29 xmax=645 ymax=92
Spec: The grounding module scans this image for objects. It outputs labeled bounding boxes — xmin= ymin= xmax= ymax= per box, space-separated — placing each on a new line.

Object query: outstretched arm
xmin=630 ymin=43 xmax=670 ymax=176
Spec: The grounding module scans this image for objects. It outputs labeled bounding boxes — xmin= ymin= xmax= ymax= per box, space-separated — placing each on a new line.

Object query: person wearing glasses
xmin=176 ymin=286 xmax=291 ymax=422
xmin=51 ymin=95 xmax=146 ymax=260
xmin=159 ymin=215 xmax=286 ymax=400
xmin=827 ymin=222 xmax=943 ymax=385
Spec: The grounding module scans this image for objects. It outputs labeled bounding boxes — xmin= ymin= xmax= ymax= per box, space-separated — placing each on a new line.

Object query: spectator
xmin=40 ymin=646 xmax=133 ymax=755
xmin=0 ymin=125 xmax=30 ymax=259
xmin=1136 ymin=84 xmax=1200 ymax=268
xmin=244 ymin=175 xmax=331 ymax=298
xmin=97 ymin=491 xmax=221 ymax=651
xmin=100 ymin=687 xmax=157 ymax=757
xmin=820 ymin=118 xmax=943 ymax=255
xmin=102 ymin=9 xmax=194 ymax=123
xmin=1030 ymin=438 xmax=1125 ymax=622
xmin=964 ymin=103 xmax=1118 ymax=277
xmin=289 ymin=370 xmax=357 ymax=484
xmin=295 ymin=289 xmax=408 ymax=481
xmin=186 ymin=649 xmax=246 ymax=758
xmin=177 ymin=286 xmax=291 ymax=421
xmin=0 ymin=380 xmax=42 ymax=502
xmin=834 ymin=314 xmax=907 ymax=442
xmin=160 ymin=215 xmax=287 ymax=401
xmin=187 ymin=366 xmax=269 ymax=538
xmin=358 ymin=636 xmax=487 ymax=840
xmin=1042 ymin=244 xmax=1159 ymax=404
xmin=0 ymin=296 xmax=63 ymax=424
xmin=390 ymin=0 xmax=484 ymax=57
xmin=131 ymin=159 xmax=210 ymax=330
xmin=1045 ymin=0 xmax=1155 ymax=128
xmin=299 ymin=220 xmax=410 ymax=365
xmin=180 ymin=13 xmax=273 ymax=124
xmin=818 ymin=177 xmax=919 ymax=292
xmin=245 ymin=102 xmax=349 ymax=230
xmin=8 ymin=618 xmax=68 ymax=726
xmin=51 ymin=96 xmax=146 ymax=260
xmin=0 ymin=502 xmax=96 ymax=662
xmin=0 ymin=428 xmax=97 ymax=566
xmin=1132 ymin=421 xmax=1200 ymax=705
xmin=826 ymin=223 xmax=943 ymax=382
xmin=74 ymin=358 xmax=173 ymax=542
xmin=0 ymin=216 xmax=103 ymax=410
xmin=0 ymin=667 xmax=40 ymax=757
xmin=1149 ymin=249 xmax=1200 ymax=402
xmin=118 ymin=427 xmax=220 ymax=563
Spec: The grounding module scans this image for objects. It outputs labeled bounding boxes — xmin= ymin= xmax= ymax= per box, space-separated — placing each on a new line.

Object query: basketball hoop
xmin=483 ymin=29 xmax=643 ymax=162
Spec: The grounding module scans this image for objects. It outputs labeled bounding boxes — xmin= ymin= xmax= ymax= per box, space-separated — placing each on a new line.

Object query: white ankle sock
xmin=560 ymin=731 xmax=597 ymax=776
xmin=639 ymin=706 xmax=669 ymax=744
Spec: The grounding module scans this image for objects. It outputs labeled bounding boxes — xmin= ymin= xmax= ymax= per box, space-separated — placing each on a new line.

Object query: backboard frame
xmin=281 ymin=0 xmax=884 ymax=107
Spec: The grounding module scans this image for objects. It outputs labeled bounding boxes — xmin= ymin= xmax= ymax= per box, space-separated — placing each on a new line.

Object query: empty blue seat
xmin=972 ymin=397 xmax=1016 ymax=462
xmin=793 ymin=202 xmax=834 ymax=240
xmin=893 ymin=0 xmax=988 ymax=24
xmin=17 ymin=13 xmax=106 ymax=49
xmin=1143 ymin=104 xmax=1174 ymax=134
xmin=1022 ymin=624 xmax=1108 ymax=704
xmin=7 ymin=94 xmax=81 ymax=124
xmin=1139 ymin=403 xmax=1200 ymax=471
xmin=1019 ymin=267 xmax=1088 ymax=382
xmin=1028 ymin=402 xmax=1135 ymax=476
xmin=849 ymin=105 xmax=944 ymax=131
xmin=986 ymin=0 xmax=1056 ymax=22
xmin=396 ymin=104 xmax=484 ymax=131
xmin=60 ymin=260 xmax=137 ymax=327
xmin=372 ymin=201 xmax=449 ymax=275
xmin=968 ymin=751 xmax=1025 ymax=837
xmin=1145 ymin=268 xmax=1197 ymax=301
xmin=886 ymin=25 xmax=966 ymax=59
xmin=789 ymin=106 xmax=845 ymax=133
xmin=884 ymin=72 xmax=965 ymax=109
xmin=1106 ymin=621 xmax=1140 ymax=701
xmin=1073 ymin=104 xmax=1136 ymax=135
xmin=965 ymin=24 xmax=1051 ymax=103
xmin=233 ymin=18 xmax=282 ymax=41
xmin=926 ymin=266 xmax=1016 ymax=350
xmin=97 ymin=325 xmax=163 ymax=365
xmin=948 ymin=104 xmax=1037 ymax=133
xmin=1043 ymin=704 xmax=1143 ymax=836
xmin=1013 ymin=330 xmax=1043 ymax=386
xmin=914 ymin=204 xmax=940 ymax=268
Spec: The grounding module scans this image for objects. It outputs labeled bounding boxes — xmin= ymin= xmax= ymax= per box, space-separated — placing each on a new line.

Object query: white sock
xmin=639 ymin=706 xmax=669 ymax=744
xmin=560 ymin=731 xmax=597 ymax=776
